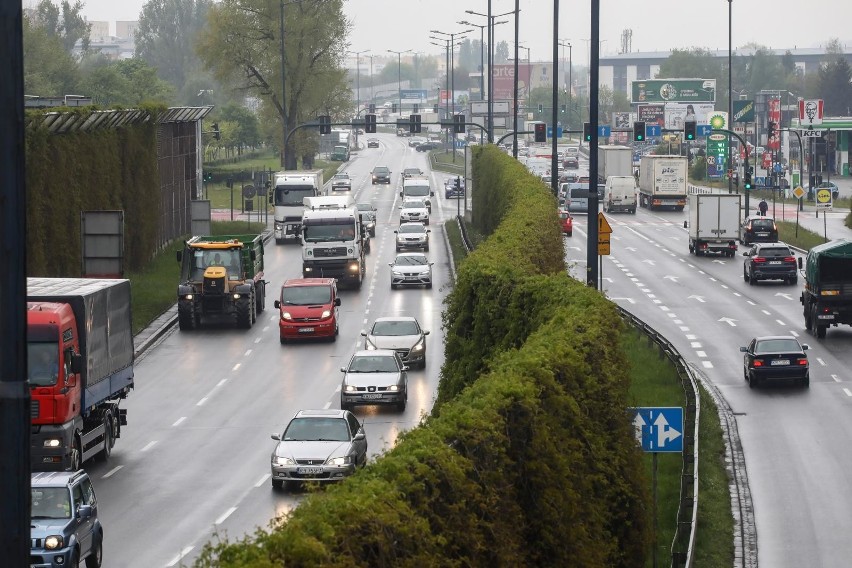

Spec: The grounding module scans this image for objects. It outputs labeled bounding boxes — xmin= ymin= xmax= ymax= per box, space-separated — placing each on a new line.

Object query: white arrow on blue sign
xmin=645 ymin=124 xmax=661 ymax=137
xmin=546 ymin=125 xmax=564 ymax=138
xmin=598 ymin=125 xmax=612 ymax=137
xmin=629 ymin=407 xmax=684 ymax=453
xmin=697 ymin=124 xmax=712 ymax=136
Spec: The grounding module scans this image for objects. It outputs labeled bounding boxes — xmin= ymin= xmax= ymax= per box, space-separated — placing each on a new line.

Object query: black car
xmin=416 ymin=142 xmax=440 ymax=152
xmin=739 ymin=216 xmax=778 ymax=245
xmin=740 ymin=336 xmax=810 ymax=388
xmin=742 ymin=242 xmax=798 ymax=285
xmin=371 ymin=166 xmax=391 ymax=184
xmin=563 ymin=156 xmax=579 ymax=169
xmin=367 ymin=138 xmax=380 ymax=148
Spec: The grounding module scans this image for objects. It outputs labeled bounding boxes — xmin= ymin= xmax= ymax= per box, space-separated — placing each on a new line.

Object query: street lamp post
xmin=367 ymin=55 xmax=374 ymax=103
xmin=348 ymin=50 xmax=369 ymax=148
xmin=388 ymin=48 xmax=413 ymax=116
xmin=432 ymin=29 xmax=472 ymax=117
xmin=728 ymin=0 xmax=733 ymax=195
xmin=458 ymin=20 xmax=487 ymax=101
xmin=430 ymin=39 xmax=452 ymax=152
xmin=559 ymin=40 xmax=572 ymax=131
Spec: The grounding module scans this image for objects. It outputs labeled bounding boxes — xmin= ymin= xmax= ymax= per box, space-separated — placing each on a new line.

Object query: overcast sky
xmin=72 ymin=0 xmax=851 ymax=65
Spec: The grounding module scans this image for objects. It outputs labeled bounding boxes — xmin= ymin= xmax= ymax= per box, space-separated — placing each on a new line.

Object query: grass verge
xmin=128 ymin=221 xmax=267 ymax=335
xmin=429 ymin=149 xmax=465 ymax=175
xmin=777 ymin=220 xmax=829 ymax=250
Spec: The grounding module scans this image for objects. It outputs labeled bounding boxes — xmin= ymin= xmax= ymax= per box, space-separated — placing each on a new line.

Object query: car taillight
xmin=753 ymin=360 xmax=764 ymax=367
xmin=784 ymin=256 xmax=795 ymax=262
xmin=753 ymin=257 xmax=766 ymax=263
xmin=797 ymin=358 xmax=808 ymax=366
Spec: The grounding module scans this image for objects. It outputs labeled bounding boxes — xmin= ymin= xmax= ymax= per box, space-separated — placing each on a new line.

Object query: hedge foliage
xmin=25 ymin=108 xmax=161 ymax=276
xmin=194 ymin=144 xmax=651 ymax=567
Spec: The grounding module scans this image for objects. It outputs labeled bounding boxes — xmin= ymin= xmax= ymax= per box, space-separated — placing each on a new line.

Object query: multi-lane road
xmin=84 ymin=134 xmax=459 ymax=567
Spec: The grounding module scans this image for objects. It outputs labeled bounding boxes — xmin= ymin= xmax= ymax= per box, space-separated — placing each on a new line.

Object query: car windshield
xmin=273 ymin=185 xmax=315 ymax=207
xmin=348 ymin=355 xmax=399 ymax=373
xmin=356 ymin=203 xmax=373 ymax=211
xmin=333 ymin=174 xmax=348 ymax=180
xmin=757 ymin=247 xmax=791 ymax=258
xmin=28 ymin=342 xmax=60 ymax=387
xmin=303 ymin=222 xmax=356 ymax=242
xmin=751 ymin=219 xmax=775 ymax=229
xmin=404 ymin=169 xmax=421 ymax=175
xmin=403 ymin=186 xmax=430 ymax=197
xmin=373 ymin=167 xmax=389 ymax=174
xmin=403 ymin=199 xmax=426 ymax=208
xmin=395 ymin=255 xmax=427 ymax=266
xmin=398 ymin=225 xmax=425 ymax=234
xmin=31 ymin=487 xmax=71 ymax=519
xmin=191 ymin=249 xmax=242 ymax=281
xmin=281 ymin=285 xmax=331 ymax=305
xmin=283 ymin=418 xmax=350 ymax=442
xmin=372 ymin=320 xmax=420 ymax=336
xmin=754 ymin=339 xmax=801 ymax=354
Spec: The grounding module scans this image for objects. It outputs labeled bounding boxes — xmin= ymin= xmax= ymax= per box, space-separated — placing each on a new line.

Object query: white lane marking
xmin=691 ymin=342 xmax=702 ymax=348
xmin=140 ymin=441 xmax=158 ymax=452
xmin=660 ymin=306 xmax=670 ymax=311
xmin=747 ymin=300 xmax=756 ymax=305
xmin=790 ymin=330 xmax=799 ymax=337
xmin=323 ymin=401 xmax=332 ymax=409
xmin=709 ymin=277 xmax=717 ymax=282
xmin=255 ymin=337 xmax=262 ymax=344
xmin=685 ymin=334 xmax=696 ymax=340
xmin=733 ymin=292 xmax=742 ymax=297
xmin=720 ymin=284 xmax=729 ymax=289
xmin=696 ymin=351 xmax=707 ymax=358
xmin=667 ymin=313 xmax=677 ymax=318
xmin=244 ymin=349 xmax=252 ymax=356
xmin=680 ymin=327 xmax=690 ymax=332
xmin=102 ymin=465 xmax=123 ymax=479
xmin=653 ymin=299 xmax=662 ymax=304
xmin=817 ymin=358 xmax=826 ymax=367
xmin=647 ymin=294 xmax=656 ymax=298
xmin=673 ymin=320 xmax=683 ymax=324
xmin=216 ymin=379 xmax=227 ymax=388
xmin=844 ymin=388 xmax=852 ymax=397
xmin=776 ymin=319 xmax=785 ymax=326
xmin=232 ymin=363 xmax=241 ymax=371
xmin=702 ymin=361 xmax=714 ymax=368
xmin=761 ymin=310 xmax=771 ymax=315
xmin=255 ymin=473 xmax=271 ymax=488
xmin=831 ymin=374 xmax=841 ymax=383
xmin=197 ymin=397 xmax=208 ymax=406
xmin=269 ymin=315 xmax=277 ymax=322
xmin=172 ymin=417 xmax=187 ymax=427
xmin=165 ymin=546 xmax=194 ymax=567
xmin=215 ymin=507 xmax=237 ymax=525
xmin=334 ymin=384 xmax=342 ymax=393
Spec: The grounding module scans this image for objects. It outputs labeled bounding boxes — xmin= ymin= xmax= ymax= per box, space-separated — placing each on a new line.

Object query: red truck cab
xmin=559 ymin=209 xmax=573 ymax=236
xmin=274 ymin=278 xmax=341 ymax=343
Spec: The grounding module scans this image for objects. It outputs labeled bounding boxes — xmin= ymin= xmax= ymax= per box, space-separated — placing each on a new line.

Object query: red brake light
xmin=784 ymin=256 xmax=795 ymax=262
xmin=797 ymin=358 xmax=808 ymax=366
xmin=753 ymin=360 xmax=764 ymax=367
xmin=753 ymin=257 xmax=766 ymax=263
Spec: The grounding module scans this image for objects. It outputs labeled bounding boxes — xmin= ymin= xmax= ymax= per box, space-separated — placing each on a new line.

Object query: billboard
xmin=613 ymin=112 xmax=631 ymax=129
xmin=733 ymin=100 xmax=755 ymax=123
xmin=664 ymin=103 xmax=715 ymax=130
xmin=492 ymin=64 xmax=532 ymax=102
xmin=632 ymin=79 xmax=716 ymax=104
xmin=637 ymin=104 xmax=665 ymax=127
xmin=767 ymin=98 xmax=781 ymax=150
xmin=400 ymin=89 xmax=427 ymax=101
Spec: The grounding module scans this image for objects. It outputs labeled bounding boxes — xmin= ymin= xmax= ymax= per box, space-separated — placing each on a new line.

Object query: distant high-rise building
xmin=88 ymin=21 xmax=110 ymax=42
xmin=116 ymin=21 xmax=138 ymax=41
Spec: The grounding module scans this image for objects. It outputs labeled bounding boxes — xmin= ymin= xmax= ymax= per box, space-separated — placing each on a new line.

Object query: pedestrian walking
xmin=758 ymin=199 xmax=768 ymax=217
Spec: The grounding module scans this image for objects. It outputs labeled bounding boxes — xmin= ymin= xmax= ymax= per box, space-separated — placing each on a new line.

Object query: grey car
xmin=330 ymin=172 xmax=352 ymax=192
xmin=362 ymin=316 xmax=429 ymax=369
xmin=356 ymin=202 xmax=377 ymax=237
xmin=270 ymin=409 xmax=367 ymax=490
xmin=340 ymin=349 xmax=408 ymax=411
xmin=394 ymin=222 xmax=430 ymax=252
xmin=389 ymin=252 xmax=433 ymax=289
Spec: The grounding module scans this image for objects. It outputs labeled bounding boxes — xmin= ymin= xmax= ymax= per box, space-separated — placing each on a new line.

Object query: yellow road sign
xmin=816 ymin=188 xmax=832 ymax=209
xmin=598 ymin=233 xmax=610 ymax=255
xmin=598 ymin=212 xmax=613 ymax=234
xmin=792 ymin=186 xmax=805 ymax=199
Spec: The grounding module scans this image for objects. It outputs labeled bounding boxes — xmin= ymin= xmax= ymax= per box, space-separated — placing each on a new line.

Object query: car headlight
xmin=183 ymin=294 xmax=194 ymax=300
xmin=233 ymin=293 xmax=240 ymax=299
xmin=411 ymin=338 xmax=425 ymax=352
xmin=349 ymin=263 xmax=360 ymax=272
xmin=44 ymin=535 xmax=63 ymax=550
xmin=327 ymin=456 xmax=352 ymax=466
xmin=392 ymin=270 xmax=404 ymax=276
xmin=274 ymin=456 xmax=295 ymax=466
xmin=388 ymin=385 xmax=399 ymax=392
xmin=275 ymin=223 xmax=283 ymax=230
xmin=321 ymin=310 xmax=331 ymax=318
xmin=43 ymin=438 xmax=61 ymax=448
xmin=281 ymin=312 xmax=292 ymax=320
xmin=344 ymin=384 xmax=357 ymax=392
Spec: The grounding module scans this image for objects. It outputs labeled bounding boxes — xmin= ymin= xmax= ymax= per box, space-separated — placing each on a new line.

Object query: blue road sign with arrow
xmin=629 ymin=407 xmax=684 ymax=453
xmin=645 ymin=124 xmax=661 ymax=137
xmin=547 ymin=125 xmax=564 ymax=138
xmin=598 ymin=125 xmax=612 ymax=137
xmin=697 ymin=124 xmax=712 ymax=137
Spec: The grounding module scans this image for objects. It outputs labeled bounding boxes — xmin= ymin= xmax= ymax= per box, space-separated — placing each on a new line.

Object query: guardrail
xmin=456 ymin=219 xmax=700 ymax=567
xmin=429 ymin=151 xmax=465 ymax=175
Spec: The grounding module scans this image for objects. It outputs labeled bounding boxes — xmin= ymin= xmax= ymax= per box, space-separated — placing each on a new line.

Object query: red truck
xmin=28 ymin=278 xmax=134 ymax=471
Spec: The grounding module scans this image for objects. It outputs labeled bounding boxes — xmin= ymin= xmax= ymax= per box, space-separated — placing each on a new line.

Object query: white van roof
xmin=303 ymin=195 xmax=355 ymax=209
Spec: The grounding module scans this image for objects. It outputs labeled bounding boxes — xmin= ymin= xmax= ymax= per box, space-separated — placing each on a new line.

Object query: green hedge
xmin=193 ymin=145 xmax=651 ymax=567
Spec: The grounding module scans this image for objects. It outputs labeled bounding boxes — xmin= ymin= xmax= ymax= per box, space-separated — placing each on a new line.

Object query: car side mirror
xmin=388 ymin=262 xmax=394 ymax=266
xmin=70 ymin=353 xmax=83 ymax=375
xmin=340 ymin=367 xmax=347 ymax=373
xmin=399 ymin=191 xmax=403 ymax=197
xmin=802 ymin=344 xmax=810 ymax=350
xmin=743 ymin=252 xmax=750 ymax=257
xmin=426 ymin=229 xmax=431 ymax=233
xmin=77 ymin=505 xmax=93 ymax=520
xmin=424 ymin=330 xmax=431 ymax=335
xmin=394 ymin=230 xmax=399 ymax=234
xmin=176 ymin=250 xmax=183 ymax=263
xmin=738 ymin=346 xmax=747 ymax=352
xmin=798 ymin=258 xmax=803 ymax=269
xmin=274 ymin=300 xmax=281 ymax=309
xmin=354 ymin=431 xmax=366 ymax=441
xmin=429 ymin=262 xmax=434 ymax=266
xmin=401 ymin=365 xmax=409 ymax=371
xmin=334 ymin=298 xmax=341 ymax=306
xmin=360 ymin=331 xmax=367 ymax=337
xmin=430 ymin=191 xmax=435 ymax=196
xmin=271 ymin=433 xmax=281 ymax=441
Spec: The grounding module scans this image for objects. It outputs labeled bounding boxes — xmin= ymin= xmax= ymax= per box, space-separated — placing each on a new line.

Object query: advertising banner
xmin=767 ymin=98 xmax=781 ymax=150
xmin=637 ymin=104 xmax=665 ymax=127
xmin=733 ymin=100 xmax=755 ymax=123
xmin=799 ymin=99 xmax=824 ymax=127
xmin=705 ymin=111 xmax=729 ymax=179
xmin=631 ymin=79 xmax=716 ymax=104
xmin=492 ymin=64 xmax=531 ymax=102
xmin=401 ymin=89 xmax=427 ymax=101
xmin=613 ymin=112 xmax=631 ymax=129
xmin=664 ymin=103 xmax=715 ymax=130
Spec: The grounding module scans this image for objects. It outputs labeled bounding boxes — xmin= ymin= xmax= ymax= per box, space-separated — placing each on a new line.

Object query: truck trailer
xmin=597 ymin=145 xmax=633 ymax=183
xmin=801 ymin=239 xmax=852 ymax=338
xmin=27 ymin=278 xmax=135 ymax=471
xmin=639 ymin=155 xmax=688 ymax=211
xmin=687 ymin=193 xmax=741 ymax=256
xmin=270 ymin=170 xmax=324 ymax=243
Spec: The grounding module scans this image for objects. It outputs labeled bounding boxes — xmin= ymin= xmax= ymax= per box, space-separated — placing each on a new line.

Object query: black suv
xmin=31 ymin=470 xmax=103 ymax=567
xmin=739 ymin=216 xmax=778 ymax=245
xmin=371 ymin=166 xmax=391 ymax=184
xmin=743 ymin=242 xmax=798 ymax=285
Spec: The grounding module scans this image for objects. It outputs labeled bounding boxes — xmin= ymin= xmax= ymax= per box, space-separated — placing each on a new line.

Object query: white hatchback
xmin=399 ymin=197 xmax=430 ymax=225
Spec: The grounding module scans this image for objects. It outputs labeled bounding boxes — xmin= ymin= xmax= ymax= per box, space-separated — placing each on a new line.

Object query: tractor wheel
xmin=178 ymin=302 xmax=196 ymax=331
xmin=236 ymin=298 xmax=252 ymax=329
xmin=255 ymin=281 xmax=266 ymax=313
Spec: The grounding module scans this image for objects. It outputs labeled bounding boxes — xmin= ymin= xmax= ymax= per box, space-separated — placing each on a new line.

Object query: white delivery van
xmin=401 ymin=176 xmax=434 ymax=212
xmin=603 ymin=176 xmax=637 ymax=214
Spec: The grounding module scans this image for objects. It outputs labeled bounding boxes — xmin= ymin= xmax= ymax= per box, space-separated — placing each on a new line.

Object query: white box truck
xmin=597 ymin=145 xmax=633 ymax=183
xmin=270 ymin=170 xmax=324 ymax=244
xmin=638 ymin=155 xmax=688 ymax=211
xmin=688 ymin=193 xmax=742 ymax=257
xmin=603 ymin=176 xmax=637 ymax=214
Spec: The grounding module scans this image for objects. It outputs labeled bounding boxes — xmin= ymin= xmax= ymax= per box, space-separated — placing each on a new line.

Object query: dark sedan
xmin=371 ymin=166 xmax=391 ymax=184
xmin=740 ymin=336 xmax=810 ymax=388
xmin=740 ymin=216 xmax=778 ymax=245
xmin=415 ymin=141 xmax=440 ymax=152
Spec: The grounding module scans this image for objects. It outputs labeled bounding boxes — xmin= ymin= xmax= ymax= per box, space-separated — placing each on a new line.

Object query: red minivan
xmin=274 ymin=278 xmax=340 ymax=343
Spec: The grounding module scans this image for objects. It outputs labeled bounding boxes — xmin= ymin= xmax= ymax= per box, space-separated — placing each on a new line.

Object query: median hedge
xmin=194 ymin=145 xmax=650 ymax=567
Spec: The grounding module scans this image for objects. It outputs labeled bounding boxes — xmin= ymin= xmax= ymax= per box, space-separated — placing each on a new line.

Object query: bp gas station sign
xmin=706 ymin=112 xmax=729 ymax=179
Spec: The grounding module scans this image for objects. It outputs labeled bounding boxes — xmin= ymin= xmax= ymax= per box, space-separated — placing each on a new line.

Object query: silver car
xmin=270 ymin=409 xmax=367 ymax=490
xmin=340 ymin=350 xmax=408 ymax=411
xmin=394 ymin=222 xmax=430 ymax=252
xmin=389 ymin=252 xmax=433 ymax=289
xmin=362 ymin=316 xmax=429 ymax=369
xmin=330 ymin=172 xmax=352 ymax=192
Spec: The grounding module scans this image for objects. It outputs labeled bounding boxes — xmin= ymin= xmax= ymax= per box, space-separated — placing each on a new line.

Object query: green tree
xmin=135 ymin=0 xmax=216 ymax=103
xmin=494 ymin=40 xmax=509 ymax=64
xmin=740 ymin=45 xmax=785 ymax=94
xmin=77 ymin=57 xmax=174 ymax=106
xmin=23 ymin=14 xmax=81 ymax=95
xmin=218 ymin=103 xmax=262 ymax=151
xmin=818 ymin=57 xmax=852 ymax=115
xmin=197 ymin=0 xmax=350 ymax=169
xmin=32 ymin=0 xmax=91 ymax=54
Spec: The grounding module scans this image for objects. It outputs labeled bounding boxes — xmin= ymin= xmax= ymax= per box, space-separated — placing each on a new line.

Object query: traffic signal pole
xmin=587 ymin=0 xmax=600 ymax=289
xmin=714 ymin=127 xmax=751 ymax=219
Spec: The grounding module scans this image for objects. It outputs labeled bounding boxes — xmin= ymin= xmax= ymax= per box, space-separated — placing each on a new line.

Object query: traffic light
xmin=212 ymin=122 xmax=221 ymax=141
xmin=744 ymin=172 xmax=752 ymax=190
xmin=684 ymin=121 xmax=696 ymax=141
xmin=391 ymin=102 xmax=398 ymax=113
xmin=368 ymin=103 xmax=376 ymax=113
xmin=633 ymin=121 xmax=646 ymax=142
xmin=433 ymin=104 xmax=438 ymax=113
xmin=365 ymin=114 xmax=377 ymax=133
xmin=538 ymin=103 xmax=543 ymax=113
xmin=318 ymin=115 xmax=331 ymax=135
xmin=534 ymin=122 xmax=547 ymax=143
xmin=409 ymin=114 xmax=422 ymax=133
xmin=583 ymin=122 xmax=592 ymax=142
xmin=766 ymin=121 xmax=776 ymax=140
xmin=560 ymin=104 xmax=566 ymax=113
xmin=453 ymin=114 xmax=465 ymax=134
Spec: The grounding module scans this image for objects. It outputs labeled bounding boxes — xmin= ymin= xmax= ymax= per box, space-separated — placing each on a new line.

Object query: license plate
xmin=298 ymin=327 xmax=315 ymax=333
xmin=769 ymin=261 xmax=781 ymax=265
xmin=817 ymin=314 xmax=834 ymax=320
xmin=757 ymin=233 xmax=768 ymax=236
xmin=771 ymin=359 xmax=790 ymax=366
xmin=361 ymin=393 xmax=382 ymax=399
xmin=297 ymin=466 xmax=324 ymax=474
